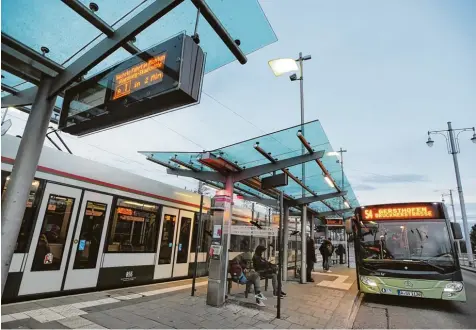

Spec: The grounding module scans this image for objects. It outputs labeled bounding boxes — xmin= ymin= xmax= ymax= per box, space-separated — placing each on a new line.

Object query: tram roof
xmin=1 ymin=0 xmax=277 ymax=121
xmin=140 ymin=120 xmax=360 ymax=217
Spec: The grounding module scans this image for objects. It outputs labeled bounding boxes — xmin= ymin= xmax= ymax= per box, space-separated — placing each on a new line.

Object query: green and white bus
xmin=352 ymin=202 xmax=466 ymax=301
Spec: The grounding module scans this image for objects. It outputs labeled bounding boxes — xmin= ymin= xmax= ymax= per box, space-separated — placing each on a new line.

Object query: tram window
xmin=73 ymin=201 xmax=107 ymax=269
xmin=176 ymin=217 xmax=192 ymax=263
xmin=1 ymin=171 xmax=43 ymax=253
xmin=190 ymin=213 xmax=212 ymax=253
xmin=32 ymin=194 xmax=75 ymax=272
xmin=107 ymin=198 xmax=158 ymax=253
xmin=159 ymin=214 xmax=176 ymax=264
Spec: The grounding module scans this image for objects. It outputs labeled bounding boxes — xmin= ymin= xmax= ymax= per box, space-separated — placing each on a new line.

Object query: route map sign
xmin=59 ymin=33 xmax=205 ymax=136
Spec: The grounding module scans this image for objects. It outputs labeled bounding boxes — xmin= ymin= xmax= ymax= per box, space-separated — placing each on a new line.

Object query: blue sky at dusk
xmin=2 ymin=0 xmax=475 ymax=226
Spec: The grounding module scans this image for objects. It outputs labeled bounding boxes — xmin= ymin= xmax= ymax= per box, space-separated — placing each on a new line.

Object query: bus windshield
xmin=359 ymin=220 xmax=454 ymax=264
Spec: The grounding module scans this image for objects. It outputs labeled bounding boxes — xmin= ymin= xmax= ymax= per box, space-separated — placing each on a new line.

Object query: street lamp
xmin=269 ymin=53 xmax=311 ymax=284
xmin=427 ymin=122 xmax=475 ymax=266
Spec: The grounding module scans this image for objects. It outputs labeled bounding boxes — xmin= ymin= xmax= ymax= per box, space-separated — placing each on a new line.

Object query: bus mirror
xmin=450 ymin=222 xmax=463 ymax=240
xmin=345 ymin=219 xmax=352 ymax=234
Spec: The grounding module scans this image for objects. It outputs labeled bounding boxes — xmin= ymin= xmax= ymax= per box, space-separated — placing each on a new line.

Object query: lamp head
xmin=426 ymin=136 xmax=434 ymax=148
xmin=471 ymin=133 xmax=476 ymax=144
xmin=290 ymin=73 xmax=298 ymax=81
xmin=268 ymin=58 xmax=299 ymax=76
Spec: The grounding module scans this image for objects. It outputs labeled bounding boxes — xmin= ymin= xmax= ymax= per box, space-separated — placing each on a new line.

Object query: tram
xmin=1 ymin=134 xmax=277 ymax=302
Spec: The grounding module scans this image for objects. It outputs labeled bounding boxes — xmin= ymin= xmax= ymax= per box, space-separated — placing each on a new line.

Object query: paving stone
xmin=286 ymin=315 xmax=307 ymax=326
xmin=9 ymin=312 xmax=30 ymax=320
xmin=271 ymin=318 xmax=293 ymax=329
xmin=82 ymin=312 xmax=129 ymax=329
xmin=57 ymin=316 xmax=94 ymax=328
xmin=174 ymin=320 xmax=201 ymax=329
xmin=2 ymin=318 xmax=69 ymax=329
xmin=255 ymin=322 xmax=277 ymax=329
xmin=6 ymin=302 xmax=42 ymax=314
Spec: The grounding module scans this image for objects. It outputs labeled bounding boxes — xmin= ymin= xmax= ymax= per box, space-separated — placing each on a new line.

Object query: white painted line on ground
xmin=2 ymin=280 xmax=209 ymax=324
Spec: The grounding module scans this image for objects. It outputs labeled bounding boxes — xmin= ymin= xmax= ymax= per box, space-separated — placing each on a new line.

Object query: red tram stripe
xmin=1 ymin=156 xmax=210 ymax=211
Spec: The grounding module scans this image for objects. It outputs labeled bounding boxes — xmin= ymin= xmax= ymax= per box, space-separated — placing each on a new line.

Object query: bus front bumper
xmin=359 ymin=276 xmax=466 ymax=301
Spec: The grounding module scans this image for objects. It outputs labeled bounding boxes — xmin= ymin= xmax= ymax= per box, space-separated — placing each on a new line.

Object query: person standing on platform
xmin=337 ymin=243 xmax=346 ymax=264
xmin=306 ymin=236 xmax=317 ymax=282
xmin=319 ymin=237 xmax=334 ymax=272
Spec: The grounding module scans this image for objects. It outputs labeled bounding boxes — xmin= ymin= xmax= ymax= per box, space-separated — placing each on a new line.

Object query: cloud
xmin=364 ymin=174 xmax=428 ymax=184
xmin=353 ymin=184 xmax=376 ymax=191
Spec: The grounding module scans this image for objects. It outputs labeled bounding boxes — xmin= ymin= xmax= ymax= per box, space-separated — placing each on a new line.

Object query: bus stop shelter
xmin=139 ymin=119 xmax=359 ymax=310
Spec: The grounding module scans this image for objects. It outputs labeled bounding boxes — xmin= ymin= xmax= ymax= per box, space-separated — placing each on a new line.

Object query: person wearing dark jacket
xmin=306 ymin=236 xmax=317 ymax=282
xmin=229 ymin=252 xmax=267 ymax=306
xmin=337 ymin=243 xmax=346 ymax=264
xmin=319 ymin=238 xmax=334 ymax=272
xmin=252 ymin=245 xmax=286 ymax=297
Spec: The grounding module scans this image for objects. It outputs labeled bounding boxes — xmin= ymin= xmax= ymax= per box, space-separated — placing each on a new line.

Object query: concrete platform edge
xmin=346 ymin=291 xmax=363 ymax=329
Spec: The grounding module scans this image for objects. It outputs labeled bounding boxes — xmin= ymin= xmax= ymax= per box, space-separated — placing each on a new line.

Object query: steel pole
xmin=283 ymin=204 xmax=289 ymax=281
xmin=449 ymin=190 xmax=463 ymax=258
xmin=277 ymin=191 xmax=284 ymax=319
xmin=191 ymin=183 xmax=204 ymax=296
xmin=1 ymin=76 xmax=57 ymax=293
xmin=448 ymin=122 xmax=474 ymax=266
xmin=301 ymin=206 xmax=307 ymax=284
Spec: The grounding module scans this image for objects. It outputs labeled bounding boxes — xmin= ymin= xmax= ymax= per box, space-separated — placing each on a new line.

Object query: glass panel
xmin=191 ymin=213 xmax=212 ymax=253
xmin=31 ymin=194 xmax=75 ymax=272
xmin=1 ymin=172 xmax=42 ymax=253
xmin=73 ymin=201 xmax=108 ymax=270
xmin=141 ymin=120 xmax=361 ymax=214
xmin=1 ymin=0 xmax=103 ymax=64
xmin=158 ymin=214 xmax=176 ymax=264
xmin=176 ymin=217 xmax=192 ymax=264
xmin=107 ymin=198 xmax=158 ymax=252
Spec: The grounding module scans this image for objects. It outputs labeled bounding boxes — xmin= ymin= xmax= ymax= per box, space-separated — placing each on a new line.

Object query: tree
xmin=470 ymin=224 xmax=476 ymax=250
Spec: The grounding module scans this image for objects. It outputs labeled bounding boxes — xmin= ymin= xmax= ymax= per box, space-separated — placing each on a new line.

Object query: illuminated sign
xmin=112 ymin=53 xmax=166 ymax=100
xmin=60 ymin=33 xmax=205 ymax=136
xmin=361 ymin=204 xmax=440 ymax=220
xmin=325 ymin=219 xmax=343 ymax=226
xmin=117 ymin=207 xmax=133 ymax=216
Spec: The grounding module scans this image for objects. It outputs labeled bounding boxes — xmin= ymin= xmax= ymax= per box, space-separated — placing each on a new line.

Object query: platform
xmin=1 ymin=265 xmax=359 ymax=329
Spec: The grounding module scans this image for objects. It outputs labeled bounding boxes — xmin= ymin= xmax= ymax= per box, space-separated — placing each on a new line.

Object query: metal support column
xmin=300 ymin=206 xmax=307 ymax=284
xmin=1 ymin=76 xmax=57 ymax=293
xmin=277 ymin=191 xmax=284 ymax=319
xmin=448 ymin=122 xmax=474 ymax=266
xmin=282 ymin=204 xmax=289 ymax=281
xmin=191 ymin=182 xmax=204 ymax=296
xmin=206 ymin=175 xmax=233 ymax=307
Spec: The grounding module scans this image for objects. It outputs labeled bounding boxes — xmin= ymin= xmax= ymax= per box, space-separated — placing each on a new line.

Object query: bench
xmin=227 ymin=276 xmax=269 ymax=298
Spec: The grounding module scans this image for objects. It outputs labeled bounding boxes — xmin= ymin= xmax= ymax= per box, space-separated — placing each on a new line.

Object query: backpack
xmin=327 ymin=243 xmax=333 ymax=255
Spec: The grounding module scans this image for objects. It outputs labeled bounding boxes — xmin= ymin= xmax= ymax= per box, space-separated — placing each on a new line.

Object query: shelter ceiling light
xmin=324 ymin=176 xmax=335 ymax=188
xmin=268 ymin=58 xmax=299 ymax=76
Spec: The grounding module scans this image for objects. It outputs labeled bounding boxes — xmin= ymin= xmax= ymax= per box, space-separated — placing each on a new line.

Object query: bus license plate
xmin=398 ymin=290 xmax=422 ymax=297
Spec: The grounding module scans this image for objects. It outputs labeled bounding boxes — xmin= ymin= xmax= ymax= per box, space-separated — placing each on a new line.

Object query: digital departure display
xmin=361 ymin=204 xmax=441 ymax=221
xmin=325 ymin=219 xmax=343 ymax=226
xmin=112 ymin=53 xmax=167 ymax=100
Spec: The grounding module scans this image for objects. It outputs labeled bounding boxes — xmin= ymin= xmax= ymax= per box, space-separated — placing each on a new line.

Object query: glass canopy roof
xmin=1 ymin=0 xmax=277 ymax=77
xmin=140 ymin=120 xmax=360 ymax=217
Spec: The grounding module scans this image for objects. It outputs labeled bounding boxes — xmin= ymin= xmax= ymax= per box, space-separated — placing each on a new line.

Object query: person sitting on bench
xmin=229 ymin=252 xmax=267 ymax=306
xmin=252 ymin=245 xmax=286 ymax=298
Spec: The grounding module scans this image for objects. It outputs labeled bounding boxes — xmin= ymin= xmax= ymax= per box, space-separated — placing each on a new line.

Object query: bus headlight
xmin=444 ymin=282 xmax=463 ymax=292
xmin=360 ymin=276 xmax=378 ymax=287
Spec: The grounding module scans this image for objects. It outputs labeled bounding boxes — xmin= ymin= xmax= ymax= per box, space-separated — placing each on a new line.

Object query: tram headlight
xmin=360 ymin=276 xmax=378 ymax=287
xmin=444 ymin=282 xmax=463 ymax=292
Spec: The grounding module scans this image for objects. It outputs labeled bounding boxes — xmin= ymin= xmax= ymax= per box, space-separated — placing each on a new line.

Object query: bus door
xmin=63 ymin=191 xmax=113 ymax=290
xmin=19 ymin=183 xmax=82 ymax=296
xmin=154 ymin=207 xmax=194 ymax=279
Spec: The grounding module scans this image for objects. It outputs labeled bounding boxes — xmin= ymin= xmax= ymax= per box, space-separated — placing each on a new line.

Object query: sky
xmin=2 ymin=0 xmax=476 ymax=228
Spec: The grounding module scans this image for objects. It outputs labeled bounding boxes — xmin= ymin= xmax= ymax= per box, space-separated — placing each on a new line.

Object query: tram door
xmin=19 ymin=183 xmax=82 ymax=296
xmin=154 ymin=207 xmax=194 ymax=279
xmin=63 ymin=191 xmax=113 ymax=290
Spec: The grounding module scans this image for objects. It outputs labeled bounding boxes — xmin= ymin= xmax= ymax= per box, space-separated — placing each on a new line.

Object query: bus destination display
xmin=112 ymin=53 xmax=166 ymax=100
xmin=362 ymin=205 xmax=439 ymax=220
